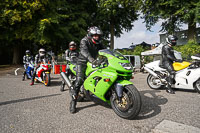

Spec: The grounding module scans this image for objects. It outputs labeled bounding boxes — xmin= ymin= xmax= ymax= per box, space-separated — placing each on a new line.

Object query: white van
xmin=124 ymin=55 xmax=141 ymax=70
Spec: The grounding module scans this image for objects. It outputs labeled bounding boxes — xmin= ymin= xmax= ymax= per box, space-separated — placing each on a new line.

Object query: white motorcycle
xmin=144 ymin=55 xmax=200 ymax=93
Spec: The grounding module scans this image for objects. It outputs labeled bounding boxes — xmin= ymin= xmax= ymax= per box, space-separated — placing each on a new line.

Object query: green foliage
xmin=97 ymin=0 xmax=141 ymax=36
xmin=119 ymin=43 xmax=200 ymax=64
xmin=94 ymin=0 xmax=141 ymax=48
xmin=132 ymin=45 xmax=150 ymax=55
xmin=196 ymin=1 xmax=200 ymax=22
xmin=173 ymin=41 xmax=200 ymax=61
xmin=0 ymin=0 xmax=97 ymax=53
xmin=142 ymin=0 xmax=200 ymax=35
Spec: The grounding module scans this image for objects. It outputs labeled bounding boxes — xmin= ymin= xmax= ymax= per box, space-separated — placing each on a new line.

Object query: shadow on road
xmin=76 ymin=103 xmax=99 ymax=112
xmin=174 ymin=88 xmax=197 ymax=93
xmin=76 ymin=98 xmax=111 ymax=112
xmin=51 ymin=77 xmax=60 ymax=80
xmin=136 ymin=90 xmax=168 ymax=120
xmin=0 ymin=94 xmax=61 ymax=106
xmin=50 ymin=80 xmax=62 ymax=87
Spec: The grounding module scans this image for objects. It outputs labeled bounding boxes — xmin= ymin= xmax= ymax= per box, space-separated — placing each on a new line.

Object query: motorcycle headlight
xmin=119 ymin=63 xmax=133 ymax=70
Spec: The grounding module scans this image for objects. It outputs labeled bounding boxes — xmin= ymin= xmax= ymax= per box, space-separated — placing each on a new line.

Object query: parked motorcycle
xmin=35 ymin=60 xmax=51 ymax=86
xmin=144 ymin=55 xmax=200 ymax=93
xmin=60 ymin=49 xmax=141 ymax=119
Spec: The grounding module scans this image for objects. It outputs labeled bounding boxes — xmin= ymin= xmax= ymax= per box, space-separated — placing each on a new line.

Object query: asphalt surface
xmin=0 ymin=71 xmax=199 ymax=133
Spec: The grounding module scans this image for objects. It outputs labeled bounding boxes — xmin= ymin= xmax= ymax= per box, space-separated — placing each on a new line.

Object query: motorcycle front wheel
xmin=110 ymin=84 xmax=141 ymax=120
xmin=44 ymin=73 xmax=51 ymax=86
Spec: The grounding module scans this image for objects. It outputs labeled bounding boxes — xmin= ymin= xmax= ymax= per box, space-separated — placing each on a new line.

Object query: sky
xmin=114 ymin=18 xmax=164 ymax=49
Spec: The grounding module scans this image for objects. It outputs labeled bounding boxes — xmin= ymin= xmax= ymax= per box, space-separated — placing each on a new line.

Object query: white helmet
xmin=39 ymin=48 xmax=46 ymax=57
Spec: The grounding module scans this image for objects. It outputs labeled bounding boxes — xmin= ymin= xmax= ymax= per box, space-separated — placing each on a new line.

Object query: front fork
xmin=114 ymin=83 xmax=123 ymax=103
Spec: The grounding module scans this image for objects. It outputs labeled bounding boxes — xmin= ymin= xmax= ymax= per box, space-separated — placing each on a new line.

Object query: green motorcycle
xmin=60 ymin=49 xmax=141 ymax=119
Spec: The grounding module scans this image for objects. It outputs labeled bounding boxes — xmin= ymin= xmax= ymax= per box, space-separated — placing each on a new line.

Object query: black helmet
xmin=25 ymin=50 xmax=30 ymax=55
xmin=87 ymin=26 xmax=103 ymax=44
xmin=69 ymin=41 xmax=77 ymax=51
xmin=166 ymin=35 xmax=178 ymax=46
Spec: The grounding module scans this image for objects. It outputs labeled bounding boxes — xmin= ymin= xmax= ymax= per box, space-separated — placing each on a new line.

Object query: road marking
xmin=15 ymin=68 xmax=20 ymax=75
xmin=151 ymin=120 xmax=200 ymax=133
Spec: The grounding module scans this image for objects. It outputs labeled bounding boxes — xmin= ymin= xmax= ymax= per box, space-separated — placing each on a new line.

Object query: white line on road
xmin=151 ymin=119 xmax=200 ymax=133
xmin=15 ymin=68 xmax=20 ymax=75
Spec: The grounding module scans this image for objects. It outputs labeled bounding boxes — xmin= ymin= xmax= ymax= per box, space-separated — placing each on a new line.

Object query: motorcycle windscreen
xmin=173 ymin=61 xmax=191 ymax=71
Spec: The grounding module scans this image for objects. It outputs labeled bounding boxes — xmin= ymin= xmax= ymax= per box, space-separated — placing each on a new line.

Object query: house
xmin=129 ymin=41 xmax=152 ymax=50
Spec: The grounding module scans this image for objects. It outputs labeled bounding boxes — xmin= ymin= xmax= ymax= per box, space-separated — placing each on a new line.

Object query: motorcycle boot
xmin=22 ymin=76 xmax=25 ymax=81
xmin=22 ymin=71 xmax=26 ymax=81
xmin=30 ymin=81 xmax=34 ymax=86
xmin=70 ymin=99 xmax=77 ymax=114
xmin=30 ymin=77 xmax=35 ymax=86
xmin=69 ymin=86 xmax=78 ymax=113
xmin=166 ymin=82 xmax=175 ymax=94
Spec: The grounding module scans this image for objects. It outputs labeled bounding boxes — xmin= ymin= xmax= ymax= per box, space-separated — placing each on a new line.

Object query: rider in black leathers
xmin=22 ymin=50 xmax=34 ymax=80
xmin=65 ymin=41 xmax=79 ymax=64
xmin=60 ymin=41 xmax=79 ymax=92
xmin=70 ymin=26 xmax=106 ymax=113
xmin=162 ymin=35 xmax=182 ymax=94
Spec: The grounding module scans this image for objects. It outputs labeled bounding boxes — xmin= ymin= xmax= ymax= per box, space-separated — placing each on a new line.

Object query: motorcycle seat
xmin=173 ymin=61 xmax=191 ymax=71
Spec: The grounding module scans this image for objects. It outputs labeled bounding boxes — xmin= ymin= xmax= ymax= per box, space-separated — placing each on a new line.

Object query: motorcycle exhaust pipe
xmin=144 ymin=67 xmax=158 ymax=78
xmin=60 ymin=72 xmax=72 ymax=88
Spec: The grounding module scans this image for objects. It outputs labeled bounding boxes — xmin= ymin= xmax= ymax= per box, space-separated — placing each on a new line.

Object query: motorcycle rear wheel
xmin=44 ymin=73 xmax=51 ymax=86
xmin=194 ymin=79 xmax=200 ymax=94
xmin=110 ymin=85 xmax=141 ymax=120
xmin=147 ymin=74 xmax=163 ymax=89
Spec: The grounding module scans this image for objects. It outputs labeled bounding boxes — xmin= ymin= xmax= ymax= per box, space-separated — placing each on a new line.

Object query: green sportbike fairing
xmin=62 ymin=49 xmax=141 ymax=119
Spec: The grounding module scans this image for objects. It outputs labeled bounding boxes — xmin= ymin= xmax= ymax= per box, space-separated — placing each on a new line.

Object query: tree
xmin=34 ymin=0 xmax=97 ymax=54
xmin=0 ymin=0 xmax=97 ymax=64
xmin=0 ymin=0 xmax=49 ymax=64
xmin=142 ymin=0 xmax=200 ymax=41
xmin=94 ymin=0 xmax=141 ymax=49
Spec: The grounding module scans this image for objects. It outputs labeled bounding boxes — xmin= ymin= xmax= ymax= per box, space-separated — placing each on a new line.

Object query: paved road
xmin=0 ymin=72 xmax=199 ymax=133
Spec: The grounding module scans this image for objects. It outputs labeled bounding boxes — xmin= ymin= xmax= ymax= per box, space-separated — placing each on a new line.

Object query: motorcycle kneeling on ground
xmin=61 ymin=49 xmax=141 ymax=119
xmin=35 ymin=61 xmax=51 ymax=86
xmin=144 ymin=55 xmax=200 ymax=93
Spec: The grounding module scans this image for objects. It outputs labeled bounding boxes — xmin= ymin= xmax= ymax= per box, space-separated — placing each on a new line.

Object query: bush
xmin=173 ymin=41 xmax=200 ymax=61
xmin=118 ymin=42 xmax=200 ymax=64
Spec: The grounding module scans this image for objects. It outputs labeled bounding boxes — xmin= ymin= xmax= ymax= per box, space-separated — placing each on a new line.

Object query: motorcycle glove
xmin=92 ymin=59 xmax=103 ymax=66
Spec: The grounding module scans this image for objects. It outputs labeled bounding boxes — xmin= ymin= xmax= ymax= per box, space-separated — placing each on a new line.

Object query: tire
xmin=147 ymin=74 xmax=163 ymax=89
xmin=110 ymin=84 xmax=141 ymax=120
xmin=44 ymin=73 xmax=51 ymax=86
xmin=60 ymin=81 xmax=65 ymax=92
xmin=194 ymin=79 xmax=200 ymax=94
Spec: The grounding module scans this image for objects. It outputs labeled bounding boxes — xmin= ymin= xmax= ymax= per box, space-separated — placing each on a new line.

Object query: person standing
xmin=161 ymin=35 xmax=182 ymax=94
xmin=22 ymin=50 xmax=34 ymax=80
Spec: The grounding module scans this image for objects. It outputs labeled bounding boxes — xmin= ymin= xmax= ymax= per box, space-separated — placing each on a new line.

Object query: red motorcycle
xmin=35 ymin=61 xmax=51 ymax=86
